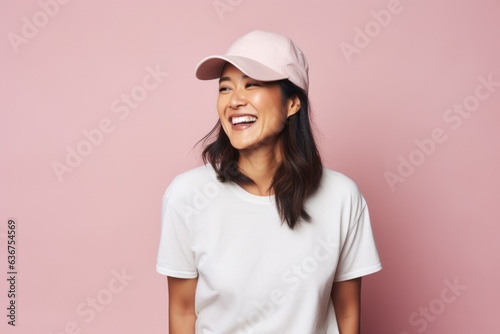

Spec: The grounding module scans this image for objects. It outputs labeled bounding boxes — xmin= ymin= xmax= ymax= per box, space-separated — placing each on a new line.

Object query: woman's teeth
xmin=232 ymin=116 xmax=257 ymax=125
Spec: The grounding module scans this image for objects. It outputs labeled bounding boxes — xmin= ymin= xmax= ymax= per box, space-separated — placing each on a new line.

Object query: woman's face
xmin=217 ymin=64 xmax=299 ymax=153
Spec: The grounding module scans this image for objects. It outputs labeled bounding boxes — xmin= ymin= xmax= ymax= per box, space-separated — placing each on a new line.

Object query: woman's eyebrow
xmin=219 ymin=74 xmax=250 ymax=83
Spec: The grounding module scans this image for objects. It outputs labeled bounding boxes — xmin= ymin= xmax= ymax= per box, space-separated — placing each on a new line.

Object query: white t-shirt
xmin=156 ymin=165 xmax=382 ymax=334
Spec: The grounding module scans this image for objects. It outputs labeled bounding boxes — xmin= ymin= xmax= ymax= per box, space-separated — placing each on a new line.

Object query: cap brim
xmin=195 ymin=55 xmax=287 ymax=82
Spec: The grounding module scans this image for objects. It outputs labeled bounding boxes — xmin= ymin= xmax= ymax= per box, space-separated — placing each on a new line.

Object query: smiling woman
xmin=156 ymin=30 xmax=382 ymax=334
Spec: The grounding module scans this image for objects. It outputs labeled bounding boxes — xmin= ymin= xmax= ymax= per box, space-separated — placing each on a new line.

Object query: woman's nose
xmin=229 ymin=88 xmax=247 ymax=109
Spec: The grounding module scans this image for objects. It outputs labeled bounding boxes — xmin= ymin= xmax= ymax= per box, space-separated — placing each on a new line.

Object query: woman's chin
xmin=229 ymin=141 xmax=253 ymax=151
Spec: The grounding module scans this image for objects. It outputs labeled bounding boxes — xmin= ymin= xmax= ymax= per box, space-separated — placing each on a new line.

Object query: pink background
xmin=1 ymin=0 xmax=499 ymax=333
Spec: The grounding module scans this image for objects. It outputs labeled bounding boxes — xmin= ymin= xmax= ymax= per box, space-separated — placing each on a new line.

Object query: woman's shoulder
xmin=321 ymin=168 xmax=360 ymax=191
xmin=318 ymin=168 xmax=366 ymax=204
xmin=171 ymin=164 xmax=216 ymax=183
xmin=163 ymin=164 xmax=218 ymax=200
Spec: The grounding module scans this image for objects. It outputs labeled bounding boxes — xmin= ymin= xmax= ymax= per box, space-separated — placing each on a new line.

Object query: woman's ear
xmin=286 ymin=95 xmax=301 ymax=117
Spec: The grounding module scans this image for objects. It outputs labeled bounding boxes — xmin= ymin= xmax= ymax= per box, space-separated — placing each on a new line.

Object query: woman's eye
xmin=246 ymin=82 xmax=261 ymax=88
xmin=219 ymin=86 xmax=230 ymax=92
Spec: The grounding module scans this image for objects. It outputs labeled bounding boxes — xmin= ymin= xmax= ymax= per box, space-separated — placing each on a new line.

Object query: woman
xmin=156 ymin=30 xmax=382 ymax=334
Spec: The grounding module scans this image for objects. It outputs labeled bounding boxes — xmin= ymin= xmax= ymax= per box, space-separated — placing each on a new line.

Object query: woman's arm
xmin=167 ymin=276 xmax=198 ymax=334
xmin=331 ymin=277 xmax=362 ymax=334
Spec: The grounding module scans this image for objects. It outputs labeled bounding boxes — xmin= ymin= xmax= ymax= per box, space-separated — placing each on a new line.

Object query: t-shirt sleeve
xmin=334 ymin=202 xmax=382 ymax=282
xmin=156 ymin=188 xmax=198 ymax=279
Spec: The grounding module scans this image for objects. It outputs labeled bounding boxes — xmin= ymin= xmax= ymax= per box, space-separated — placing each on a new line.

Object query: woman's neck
xmin=238 ymin=145 xmax=282 ymax=196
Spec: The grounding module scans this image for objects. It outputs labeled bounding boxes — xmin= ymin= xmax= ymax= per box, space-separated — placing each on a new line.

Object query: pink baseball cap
xmin=195 ymin=30 xmax=309 ymax=92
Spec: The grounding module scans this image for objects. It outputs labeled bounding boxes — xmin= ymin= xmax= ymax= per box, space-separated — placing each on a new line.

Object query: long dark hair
xmin=200 ymin=79 xmax=323 ymax=229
